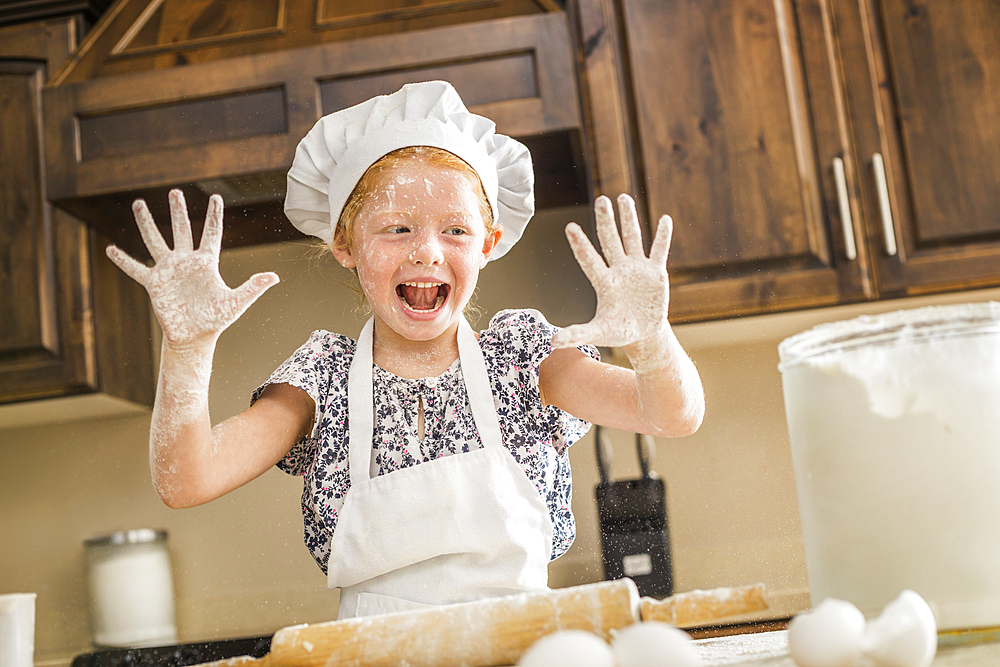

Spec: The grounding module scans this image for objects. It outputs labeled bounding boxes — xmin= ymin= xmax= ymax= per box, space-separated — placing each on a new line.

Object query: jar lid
xmin=84 ymin=529 xmax=167 ymax=547
xmin=778 ymin=301 xmax=1000 ymax=370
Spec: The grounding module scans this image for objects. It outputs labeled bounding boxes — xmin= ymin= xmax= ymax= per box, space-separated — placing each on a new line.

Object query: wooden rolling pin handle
xmin=640 ymin=583 xmax=767 ymax=628
xmin=269 ymin=579 xmax=640 ymax=667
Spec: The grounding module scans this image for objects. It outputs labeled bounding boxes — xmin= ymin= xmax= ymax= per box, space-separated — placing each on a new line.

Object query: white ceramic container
xmin=0 ymin=593 xmax=35 ymax=667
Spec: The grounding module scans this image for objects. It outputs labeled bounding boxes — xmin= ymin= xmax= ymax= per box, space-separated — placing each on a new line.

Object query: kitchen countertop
xmin=44 ymin=629 xmax=1000 ymax=667
xmin=693 ymin=630 xmax=1000 ymax=666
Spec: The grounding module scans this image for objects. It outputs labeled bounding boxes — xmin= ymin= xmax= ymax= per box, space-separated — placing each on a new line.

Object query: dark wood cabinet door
xmin=578 ymin=0 xmax=873 ymax=322
xmin=840 ymin=0 xmax=1000 ymax=296
xmin=1 ymin=62 xmax=52 ymax=357
xmin=0 ymin=20 xmax=154 ymax=406
xmin=0 ymin=58 xmax=94 ymax=400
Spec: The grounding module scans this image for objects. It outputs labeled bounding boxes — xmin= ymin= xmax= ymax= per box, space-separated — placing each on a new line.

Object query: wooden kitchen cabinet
xmin=40 ymin=0 xmax=588 ymax=259
xmin=573 ymin=0 xmax=1000 ymax=322
xmin=0 ymin=19 xmax=155 ymax=407
xmin=836 ymin=0 xmax=1000 ymax=296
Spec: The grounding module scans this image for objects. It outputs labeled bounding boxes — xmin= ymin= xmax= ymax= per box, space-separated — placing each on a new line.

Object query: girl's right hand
xmin=106 ymin=189 xmax=279 ymax=349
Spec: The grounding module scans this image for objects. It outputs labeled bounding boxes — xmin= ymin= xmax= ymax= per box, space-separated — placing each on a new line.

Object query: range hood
xmin=42 ymin=0 xmax=589 ymax=260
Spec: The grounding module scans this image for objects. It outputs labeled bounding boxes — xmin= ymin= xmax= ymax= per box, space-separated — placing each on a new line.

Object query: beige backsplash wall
xmin=5 ymin=203 xmax=1000 ymax=661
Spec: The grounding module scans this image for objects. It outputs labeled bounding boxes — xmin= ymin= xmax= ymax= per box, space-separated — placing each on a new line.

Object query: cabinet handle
xmin=832 ymin=157 xmax=857 ymax=261
xmin=872 ymin=153 xmax=898 ymax=256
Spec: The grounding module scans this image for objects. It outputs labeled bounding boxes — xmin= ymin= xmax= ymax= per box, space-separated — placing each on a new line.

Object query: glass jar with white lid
xmin=84 ymin=528 xmax=177 ymax=648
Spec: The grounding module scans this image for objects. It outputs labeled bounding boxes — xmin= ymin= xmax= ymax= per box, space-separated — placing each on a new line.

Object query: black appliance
xmin=594 ymin=425 xmax=673 ymax=598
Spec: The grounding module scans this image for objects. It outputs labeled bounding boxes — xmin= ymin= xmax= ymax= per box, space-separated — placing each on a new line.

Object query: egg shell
xmin=517 ymin=629 xmax=615 ymax=667
xmin=611 ymin=621 xmax=702 ymax=667
xmin=863 ymin=590 xmax=937 ymax=667
xmin=787 ymin=598 xmax=866 ymax=667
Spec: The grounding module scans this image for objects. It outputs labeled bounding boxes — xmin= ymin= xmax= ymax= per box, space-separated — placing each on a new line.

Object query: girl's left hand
xmin=551 ymin=193 xmax=673 ymax=350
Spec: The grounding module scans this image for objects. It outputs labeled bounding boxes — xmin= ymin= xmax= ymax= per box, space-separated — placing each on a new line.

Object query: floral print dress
xmin=253 ymin=309 xmax=598 ymax=574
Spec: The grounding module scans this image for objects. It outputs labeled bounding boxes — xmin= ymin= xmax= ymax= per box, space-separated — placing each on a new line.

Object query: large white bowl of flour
xmin=778 ymin=301 xmax=1000 ymax=631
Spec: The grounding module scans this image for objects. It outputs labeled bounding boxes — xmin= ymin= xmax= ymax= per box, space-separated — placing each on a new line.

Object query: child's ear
xmin=480 ymin=227 xmax=503 ymax=268
xmin=331 ymin=226 xmax=356 ymax=269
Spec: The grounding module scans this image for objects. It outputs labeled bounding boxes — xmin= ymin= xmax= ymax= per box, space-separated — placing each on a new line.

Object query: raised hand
xmin=106 ymin=189 xmax=279 ymax=348
xmin=551 ymin=193 xmax=673 ymax=351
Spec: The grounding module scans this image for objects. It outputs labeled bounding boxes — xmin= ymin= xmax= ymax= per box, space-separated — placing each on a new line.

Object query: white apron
xmin=327 ymin=317 xmax=554 ymax=619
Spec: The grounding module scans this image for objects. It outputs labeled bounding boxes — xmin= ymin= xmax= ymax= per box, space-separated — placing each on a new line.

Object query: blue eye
xmin=445 ymin=227 xmax=468 ymax=236
xmin=388 ymin=226 xmax=410 ymax=234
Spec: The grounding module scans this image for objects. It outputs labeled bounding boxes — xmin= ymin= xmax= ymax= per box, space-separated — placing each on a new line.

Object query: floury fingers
xmin=105 ymin=189 xmax=279 ymax=348
xmin=551 ymin=193 xmax=672 ymax=358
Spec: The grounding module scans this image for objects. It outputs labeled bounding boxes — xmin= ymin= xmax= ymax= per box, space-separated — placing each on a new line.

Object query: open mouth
xmin=397 ymin=281 xmax=450 ymax=312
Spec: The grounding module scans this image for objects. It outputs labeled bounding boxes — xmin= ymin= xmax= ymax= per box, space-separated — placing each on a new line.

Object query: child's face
xmin=333 ymin=159 xmax=502 ymax=343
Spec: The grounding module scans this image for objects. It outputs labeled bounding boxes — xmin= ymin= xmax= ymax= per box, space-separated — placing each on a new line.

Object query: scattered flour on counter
xmin=694 ymin=631 xmax=789 ymax=665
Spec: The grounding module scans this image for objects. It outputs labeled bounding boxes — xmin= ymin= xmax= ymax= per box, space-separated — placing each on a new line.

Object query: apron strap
xmin=348 ymin=317 xmax=504 ymax=487
xmin=457 ymin=318 xmax=504 ymax=452
xmin=348 ymin=318 xmax=376 ymax=487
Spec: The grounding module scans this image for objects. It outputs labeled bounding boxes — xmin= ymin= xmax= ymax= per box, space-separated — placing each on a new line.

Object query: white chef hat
xmin=284 ymin=80 xmax=534 ymax=261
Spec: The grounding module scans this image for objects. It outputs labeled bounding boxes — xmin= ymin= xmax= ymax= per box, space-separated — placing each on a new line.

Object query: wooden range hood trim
xmin=42 ymin=12 xmax=582 ymax=202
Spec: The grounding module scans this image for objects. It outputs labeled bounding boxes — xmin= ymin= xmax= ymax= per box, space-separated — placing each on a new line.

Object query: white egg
xmin=611 ymin=621 xmax=702 ymax=667
xmin=862 ymin=590 xmax=937 ymax=667
xmin=517 ymin=629 xmax=615 ymax=667
xmin=787 ymin=598 xmax=866 ymax=667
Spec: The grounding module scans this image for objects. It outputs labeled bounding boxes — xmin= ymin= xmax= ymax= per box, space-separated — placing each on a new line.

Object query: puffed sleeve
xmin=485 ymin=309 xmax=600 ymax=454
xmin=251 ymin=330 xmax=354 ymax=475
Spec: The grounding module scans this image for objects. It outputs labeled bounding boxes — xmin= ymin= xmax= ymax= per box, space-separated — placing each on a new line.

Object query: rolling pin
xmin=199 ymin=581 xmax=766 ymax=667
xmin=224 ymin=579 xmax=639 ymax=667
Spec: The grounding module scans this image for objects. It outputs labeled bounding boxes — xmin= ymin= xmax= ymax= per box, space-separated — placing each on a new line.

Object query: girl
xmin=106 ymin=81 xmax=704 ymax=619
